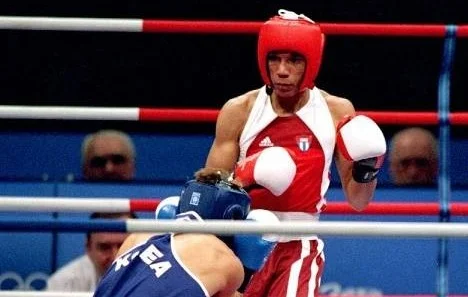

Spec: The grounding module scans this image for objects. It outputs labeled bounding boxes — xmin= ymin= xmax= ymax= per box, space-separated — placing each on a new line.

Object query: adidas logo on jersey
xmin=259 ymin=136 xmax=274 ymax=147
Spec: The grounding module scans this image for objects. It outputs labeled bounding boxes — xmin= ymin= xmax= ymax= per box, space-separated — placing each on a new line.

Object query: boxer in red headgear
xmin=257 ymin=9 xmax=325 ymax=92
xmin=199 ymin=9 xmax=386 ymax=297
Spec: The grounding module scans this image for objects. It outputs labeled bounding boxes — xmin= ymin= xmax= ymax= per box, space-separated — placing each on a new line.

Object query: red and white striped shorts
xmin=244 ymin=238 xmax=325 ymax=297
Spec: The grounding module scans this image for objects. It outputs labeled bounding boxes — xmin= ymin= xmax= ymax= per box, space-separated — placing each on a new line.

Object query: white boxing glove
xmin=234 ymin=146 xmax=296 ymax=196
xmin=336 ymin=115 xmax=386 ymax=183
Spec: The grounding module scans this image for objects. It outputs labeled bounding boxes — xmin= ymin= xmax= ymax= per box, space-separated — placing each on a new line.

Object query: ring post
xmin=436 ymin=24 xmax=457 ymax=297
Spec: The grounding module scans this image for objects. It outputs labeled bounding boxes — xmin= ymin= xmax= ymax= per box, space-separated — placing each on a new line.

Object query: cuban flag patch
xmin=296 ymin=135 xmax=312 ymax=152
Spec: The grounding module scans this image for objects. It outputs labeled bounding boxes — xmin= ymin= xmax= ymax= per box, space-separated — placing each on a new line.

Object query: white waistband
xmin=270 ymin=211 xmax=320 ymax=242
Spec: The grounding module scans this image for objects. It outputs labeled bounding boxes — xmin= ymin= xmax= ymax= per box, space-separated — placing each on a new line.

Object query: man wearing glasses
xmin=47 ymin=130 xmax=137 ymax=291
xmin=81 ymin=129 xmax=136 ymax=181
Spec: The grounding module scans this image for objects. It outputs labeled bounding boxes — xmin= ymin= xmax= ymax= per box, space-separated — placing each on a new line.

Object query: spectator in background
xmin=81 ymin=129 xmax=136 ymax=181
xmin=47 ymin=212 xmax=137 ymax=292
xmin=48 ymin=130 xmax=138 ymax=291
xmin=389 ymin=127 xmax=438 ymax=185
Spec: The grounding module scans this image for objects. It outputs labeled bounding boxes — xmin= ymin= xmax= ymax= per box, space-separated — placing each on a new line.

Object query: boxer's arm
xmin=328 ymin=96 xmax=378 ymax=211
xmin=216 ymin=245 xmax=245 ymax=297
xmin=205 ymin=97 xmax=249 ymax=171
xmin=335 ymin=148 xmax=378 ymax=211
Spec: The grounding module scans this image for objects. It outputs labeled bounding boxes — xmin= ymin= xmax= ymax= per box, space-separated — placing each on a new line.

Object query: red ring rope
xmin=1 ymin=16 xmax=468 ymax=37
xmin=140 ymin=109 xmax=468 ymax=125
xmin=4 ymin=198 xmax=467 ymax=215
xmin=143 ymin=21 xmax=468 ymax=37
xmin=139 ymin=108 xmax=219 ymax=122
xmin=324 ymin=202 xmax=468 ymax=216
xmin=1 ymin=106 xmax=468 ymax=125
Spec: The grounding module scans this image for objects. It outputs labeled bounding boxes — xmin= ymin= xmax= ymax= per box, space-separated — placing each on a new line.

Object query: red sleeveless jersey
xmin=246 ymin=116 xmax=326 ymax=212
xmin=239 ymin=87 xmax=335 ymax=214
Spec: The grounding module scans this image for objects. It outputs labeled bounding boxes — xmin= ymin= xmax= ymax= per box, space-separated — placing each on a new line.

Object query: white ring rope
xmin=0 ymin=106 xmax=139 ymax=121
xmin=0 ymin=16 xmax=142 ymax=32
xmin=0 ymin=292 xmax=91 ymax=297
xmin=1 ymin=197 xmax=468 ymax=237
xmin=0 ymin=197 xmax=132 ymax=212
xmin=124 ymin=219 xmax=468 ymax=238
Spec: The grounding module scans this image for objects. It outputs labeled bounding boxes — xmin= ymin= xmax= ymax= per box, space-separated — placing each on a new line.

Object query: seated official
xmin=47 ymin=212 xmax=136 ymax=292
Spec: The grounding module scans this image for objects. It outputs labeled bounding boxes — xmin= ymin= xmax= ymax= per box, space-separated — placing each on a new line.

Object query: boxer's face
xmin=84 ymin=136 xmax=135 ymax=181
xmin=267 ymin=51 xmax=306 ymax=98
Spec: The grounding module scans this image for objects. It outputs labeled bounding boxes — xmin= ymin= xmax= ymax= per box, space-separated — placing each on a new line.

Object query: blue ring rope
xmin=0 ymin=218 xmax=127 ymax=232
xmin=437 ymin=24 xmax=457 ymax=297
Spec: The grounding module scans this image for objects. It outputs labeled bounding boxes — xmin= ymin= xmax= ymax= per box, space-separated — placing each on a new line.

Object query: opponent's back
xmin=94 ymin=233 xmax=210 ymax=297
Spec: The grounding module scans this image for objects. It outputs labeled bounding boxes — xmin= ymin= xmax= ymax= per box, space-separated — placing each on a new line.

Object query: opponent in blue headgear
xmin=177 ymin=179 xmax=251 ymax=220
xmin=155 ymin=174 xmax=277 ymax=276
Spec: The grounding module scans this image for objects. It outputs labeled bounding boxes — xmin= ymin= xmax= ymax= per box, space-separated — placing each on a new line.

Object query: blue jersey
xmin=94 ymin=233 xmax=209 ymax=297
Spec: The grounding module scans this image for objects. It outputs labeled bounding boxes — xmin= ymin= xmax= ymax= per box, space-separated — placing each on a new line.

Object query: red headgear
xmin=257 ymin=9 xmax=325 ymax=91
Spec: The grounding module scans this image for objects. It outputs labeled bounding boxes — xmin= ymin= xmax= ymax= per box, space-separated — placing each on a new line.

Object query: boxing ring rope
xmin=0 ymin=16 xmax=467 ymax=297
xmin=1 ymin=218 xmax=468 ymax=238
xmin=2 ymin=197 xmax=468 ymax=216
xmin=0 ymin=106 xmax=468 ymax=125
xmin=1 ymin=16 xmax=468 ymax=37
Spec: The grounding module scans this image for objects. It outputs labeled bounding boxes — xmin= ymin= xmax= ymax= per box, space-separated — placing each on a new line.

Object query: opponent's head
xmin=258 ymin=9 xmax=325 ymax=92
xmin=177 ymin=179 xmax=251 ymax=220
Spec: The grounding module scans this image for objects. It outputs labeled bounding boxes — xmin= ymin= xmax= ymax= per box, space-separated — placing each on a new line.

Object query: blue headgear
xmin=177 ymin=179 xmax=251 ymax=220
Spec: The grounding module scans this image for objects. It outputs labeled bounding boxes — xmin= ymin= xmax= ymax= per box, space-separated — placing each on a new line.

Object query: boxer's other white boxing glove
xmin=336 ymin=115 xmax=386 ymax=183
xmin=154 ymin=196 xmax=180 ymax=220
xmin=233 ymin=209 xmax=279 ymax=271
xmin=234 ymin=147 xmax=296 ymax=196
